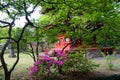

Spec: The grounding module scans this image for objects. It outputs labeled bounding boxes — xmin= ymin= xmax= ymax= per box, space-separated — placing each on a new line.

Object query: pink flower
xmin=29 ymin=66 xmax=38 ymax=74
xmin=49 ymin=53 xmax=53 ymax=57
xmin=28 ymin=70 xmax=33 ymax=75
xmin=43 ymin=56 xmax=50 ymax=61
xmin=28 ymin=49 xmax=68 ymax=79
xmin=44 ymin=51 xmax=48 ymax=55
xmin=55 ymin=50 xmax=61 ymax=54
xmin=34 ymin=66 xmax=38 ymax=72
xmin=34 ymin=61 xmax=40 ymax=66
xmin=57 ymin=53 xmax=65 ymax=57
xmin=53 ymin=60 xmax=58 ymax=64
xmin=57 ymin=61 xmax=63 ymax=66
xmin=47 ymin=59 xmax=54 ymax=66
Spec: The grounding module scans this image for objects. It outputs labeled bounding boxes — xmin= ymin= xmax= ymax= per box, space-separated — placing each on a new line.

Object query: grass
xmin=92 ymin=57 xmax=120 ymax=75
xmin=0 ymin=53 xmax=120 ymax=80
xmin=4 ymin=53 xmax=34 ymax=68
xmin=0 ymin=53 xmax=34 ymax=80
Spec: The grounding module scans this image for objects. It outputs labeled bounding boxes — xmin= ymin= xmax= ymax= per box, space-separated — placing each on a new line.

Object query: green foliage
xmin=62 ymin=52 xmax=99 ymax=73
xmin=12 ymin=27 xmax=44 ymax=52
xmin=37 ymin=15 xmax=52 ymax=27
xmin=37 ymin=15 xmax=58 ymax=43
xmin=39 ymin=0 xmax=120 ymax=47
xmin=12 ymin=28 xmax=29 ymax=52
xmin=0 ymin=28 xmax=9 ymax=43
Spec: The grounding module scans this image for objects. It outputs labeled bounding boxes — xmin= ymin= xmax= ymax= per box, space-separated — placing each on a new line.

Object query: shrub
xmin=102 ymin=52 xmax=115 ymax=70
xmin=28 ymin=50 xmax=67 ymax=80
xmin=28 ymin=50 xmax=98 ymax=80
xmin=62 ymin=51 xmax=99 ymax=73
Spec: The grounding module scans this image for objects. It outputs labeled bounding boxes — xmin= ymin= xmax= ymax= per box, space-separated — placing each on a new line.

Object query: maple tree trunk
xmin=5 ymin=72 xmax=11 ymax=80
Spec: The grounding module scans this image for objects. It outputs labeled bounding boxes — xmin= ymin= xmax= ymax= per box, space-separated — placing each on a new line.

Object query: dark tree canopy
xmin=39 ymin=0 xmax=120 ymax=47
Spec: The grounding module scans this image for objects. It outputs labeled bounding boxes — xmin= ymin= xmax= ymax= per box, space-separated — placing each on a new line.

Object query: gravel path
xmin=91 ymin=54 xmax=120 ymax=60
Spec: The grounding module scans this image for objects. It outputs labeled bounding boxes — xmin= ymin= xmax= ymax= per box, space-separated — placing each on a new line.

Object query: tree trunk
xmin=9 ymin=44 xmax=16 ymax=58
xmin=5 ymin=72 xmax=11 ymax=80
xmin=29 ymin=43 xmax=36 ymax=62
xmin=58 ymin=66 xmax=64 ymax=74
xmin=36 ymin=42 xmax=39 ymax=59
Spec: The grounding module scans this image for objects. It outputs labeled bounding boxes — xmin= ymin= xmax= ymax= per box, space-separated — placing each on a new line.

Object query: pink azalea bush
xmin=28 ymin=50 xmax=67 ymax=80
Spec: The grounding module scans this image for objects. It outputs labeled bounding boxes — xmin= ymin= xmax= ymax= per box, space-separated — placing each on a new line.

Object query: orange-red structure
xmin=55 ymin=34 xmax=71 ymax=51
xmin=54 ymin=34 xmax=81 ymax=52
xmin=54 ymin=34 xmax=115 ymax=55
